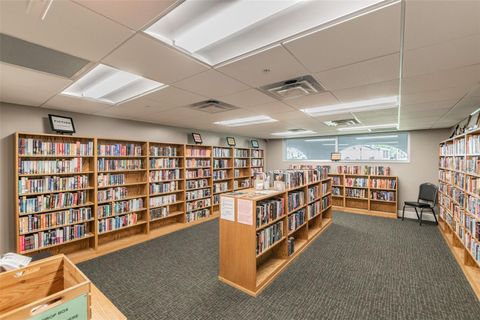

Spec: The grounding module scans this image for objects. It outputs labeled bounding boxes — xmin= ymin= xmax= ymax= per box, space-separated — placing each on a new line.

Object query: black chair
xmin=402 ymin=183 xmax=438 ymax=225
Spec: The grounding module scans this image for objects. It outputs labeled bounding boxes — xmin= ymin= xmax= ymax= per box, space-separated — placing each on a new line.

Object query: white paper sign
xmin=220 ymin=196 xmax=235 ymax=221
xmin=237 ymin=199 xmax=253 ymax=225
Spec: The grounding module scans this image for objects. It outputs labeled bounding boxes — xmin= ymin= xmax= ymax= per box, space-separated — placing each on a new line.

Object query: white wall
xmin=266 ymin=129 xmax=449 ymax=220
xmin=0 ymin=103 xmax=267 ymax=253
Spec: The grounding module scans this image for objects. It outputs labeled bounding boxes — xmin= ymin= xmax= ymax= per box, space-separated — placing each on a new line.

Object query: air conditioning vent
xmin=259 ymin=75 xmax=325 ymax=100
xmin=187 ymin=100 xmax=239 ymax=114
xmin=323 ymin=118 xmax=360 ymax=127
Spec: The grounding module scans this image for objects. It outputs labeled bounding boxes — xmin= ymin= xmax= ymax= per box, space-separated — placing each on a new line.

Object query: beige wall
xmin=266 ymin=129 xmax=449 ymax=217
xmin=0 ymin=103 xmax=267 ymax=253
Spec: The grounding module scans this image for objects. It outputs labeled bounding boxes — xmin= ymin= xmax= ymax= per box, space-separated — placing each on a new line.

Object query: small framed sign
xmin=226 ymin=137 xmax=236 ymax=146
xmin=48 ymin=114 xmax=75 ymax=134
xmin=331 ymin=152 xmax=341 ymax=161
xmin=251 ymin=140 xmax=259 ymax=149
xmin=192 ymin=133 xmax=203 ymax=144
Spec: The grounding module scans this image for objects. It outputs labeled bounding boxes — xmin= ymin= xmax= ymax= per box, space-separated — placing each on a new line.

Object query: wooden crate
xmin=0 ymin=255 xmax=91 ymax=320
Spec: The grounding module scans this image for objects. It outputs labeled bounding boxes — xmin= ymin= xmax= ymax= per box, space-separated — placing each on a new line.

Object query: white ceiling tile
xmin=401 ymin=87 xmax=468 ymax=106
xmin=103 ymin=34 xmax=209 ymax=84
xmin=273 ymin=111 xmax=314 ymax=122
xmin=403 ymin=34 xmax=480 ymax=78
xmin=174 ymin=69 xmax=249 ymax=98
xmin=404 ymin=0 xmax=480 ymax=50
xmin=306 ymin=112 xmax=355 ymax=123
xmin=0 ymin=0 xmax=133 ymax=61
xmin=401 ymin=99 xmax=459 ymax=112
xmin=333 ymin=79 xmax=399 ymax=102
xmin=284 ymin=92 xmax=339 ymax=109
xmin=354 ymin=107 xmax=398 ymax=123
xmin=243 ymin=101 xmax=295 ymax=115
xmin=44 ymin=94 xmax=112 ymax=114
xmin=284 ymin=2 xmax=400 ymax=73
xmin=74 ymin=0 xmax=177 ymax=31
xmin=217 ymin=89 xmax=277 ymax=108
xmin=0 ymin=63 xmax=71 ymax=107
xmin=216 ymin=45 xmax=308 ymax=87
xmin=314 ymin=53 xmax=399 ymax=91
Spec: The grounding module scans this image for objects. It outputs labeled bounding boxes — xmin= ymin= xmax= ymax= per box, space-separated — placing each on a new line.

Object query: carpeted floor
xmin=78 ymin=212 xmax=480 ymax=319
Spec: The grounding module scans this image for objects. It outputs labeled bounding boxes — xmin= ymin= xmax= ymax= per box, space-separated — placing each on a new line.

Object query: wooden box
xmin=0 ymin=255 xmax=91 ymax=320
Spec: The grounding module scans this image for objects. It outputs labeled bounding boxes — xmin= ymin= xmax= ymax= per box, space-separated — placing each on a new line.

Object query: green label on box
xmin=29 ymin=294 xmax=88 ymax=320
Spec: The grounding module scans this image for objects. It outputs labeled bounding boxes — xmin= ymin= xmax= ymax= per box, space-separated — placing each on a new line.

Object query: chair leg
xmin=431 ymin=207 xmax=438 ymax=225
xmin=420 ymin=208 xmax=423 ymax=226
xmin=414 ymin=207 xmax=420 ymax=224
xmin=402 ymin=205 xmax=406 ymax=221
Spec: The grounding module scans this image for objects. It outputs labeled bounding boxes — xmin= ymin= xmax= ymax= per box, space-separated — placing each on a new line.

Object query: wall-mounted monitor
xmin=48 ymin=114 xmax=76 ymax=134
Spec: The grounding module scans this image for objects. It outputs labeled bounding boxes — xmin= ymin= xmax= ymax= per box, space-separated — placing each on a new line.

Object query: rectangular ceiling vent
xmin=259 ymin=75 xmax=325 ymax=100
xmin=188 ymin=100 xmax=239 ymax=114
xmin=323 ymin=118 xmax=360 ymax=127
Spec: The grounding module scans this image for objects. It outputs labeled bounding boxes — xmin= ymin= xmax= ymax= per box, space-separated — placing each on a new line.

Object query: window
xmin=284 ymin=133 xmax=409 ymax=162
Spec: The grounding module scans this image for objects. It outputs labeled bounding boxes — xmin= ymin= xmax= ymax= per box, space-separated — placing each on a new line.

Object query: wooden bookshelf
xmin=219 ymin=173 xmax=333 ymax=296
xmin=438 ymin=130 xmax=480 ymax=299
xmin=185 ymin=145 xmax=214 ymax=222
xmin=234 ymin=147 xmax=251 ymax=190
xmin=328 ymin=173 xmax=398 ymax=216
xmin=15 ymin=133 xmax=96 ymax=254
xmin=212 ymin=147 xmax=234 ymax=215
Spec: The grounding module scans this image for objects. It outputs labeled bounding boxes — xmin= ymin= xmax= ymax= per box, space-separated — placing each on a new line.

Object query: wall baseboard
xmin=397 ymin=208 xmax=437 ymax=222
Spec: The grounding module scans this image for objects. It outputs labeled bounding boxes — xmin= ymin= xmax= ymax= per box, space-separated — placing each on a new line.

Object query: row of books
xmin=440 ymin=143 xmax=454 ymax=156
xmin=186 ymin=198 xmax=211 ymax=211
xmin=18 ymin=138 xmax=93 ymax=156
xmin=332 ymin=187 xmax=342 ymax=196
xmin=466 ymin=195 xmax=480 ymax=216
xmin=331 ymin=176 xmax=342 ymax=185
xmin=288 ymin=191 xmax=305 ymax=212
xmin=97 ymin=187 xmax=128 ymax=202
xmin=150 ymin=146 xmax=178 ymax=157
xmin=150 ymin=206 xmax=170 ymax=220
xmin=234 ymin=149 xmax=249 ymax=158
xmin=186 ymin=179 xmax=209 ymax=190
xmin=234 ymin=169 xmax=248 ymax=178
xmin=439 ymin=156 xmax=453 ymax=169
xmin=98 ymin=213 xmax=138 ymax=233
xmin=345 ymin=177 xmax=367 ymax=187
xmin=308 ymin=201 xmax=321 ymax=219
xmin=19 ymin=191 xmax=89 ymax=214
xmin=438 ymin=170 xmax=452 ymax=183
xmin=186 ymin=159 xmax=210 ymax=168
xmin=322 ymin=196 xmax=331 ymax=211
xmin=466 ymin=157 xmax=480 ymax=174
xmin=213 ymin=147 xmax=231 ymax=158
xmin=256 ymin=221 xmax=283 ymax=255
xmin=97 ymin=198 xmax=144 ymax=218
xmin=149 ymin=169 xmax=181 ymax=182
xmin=213 ymin=159 xmax=230 ymax=168
xmin=454 ymin=138 xmax=466 ymax=155
xmin=369 ymin=178 xmax=396 ymax=189
xmin=308 ymin=185 xmax=319 ymax=202
xmin=287 ymin=165 xmax=330 ymax=181
xmin=98 ymin=173 xmax=125 ymax=187
xmin=454 ymin=172 xmax=465 ymax=188
xmin=251 ymin=150 xmax=264 ymax=158
xmin=150 ymin=158 xmax=180 ymax=169
xmin=186 ymin=169 xmax=211 ymax=179
xmin=467 ymin=135 xmax=480 ymax=154
xmin=251 ymin=159 xmax=264 ymax=167
xmin=213 ymin=170 xmax=229 ymax=181
xmin=97 ymin=159 xmax=143 ymax=171
xmin=186 ymin=148 xmax=211 ymax=157
xmin=234 ymin=179 xmax=250 ymax=189
xmin=19 ymin=223 xmax=89 ymax=252
xmin=214 ymin=182 xmax=229 ymax=194
xmin=334 ymin=166 xmax=361 ymax=174
xmin=256 ymin=198 xmax=285 ymax=228
xmin=186 ymin=208 xmax=210 ymax=222
xmin=288 ymin=209 xmax=306 ymax=233
xmin=98 ymin=143 xmax=142 ymax=157
xmin=19 ymin=158 xmax=84 ymax=175
xmin=150 ymin=181 xmax=179 ymax=195
xmin=334 ymin=165 xmax=392 ymax=176
xmin=18 ymin=175 xmax=90 ymax=194
xmin=370 ymin=191 xmax=395 ymax=202
xmin=234 ymin=159 xmax=248 ymax=167
xmin=465 ymin=176 xmax=480 ymax=195
xmin=186 ymin=188 xmax=211 ymax=200
xmin=454 ymin=157 xmax=465 ymax=171
xmin=18 ymin=207 xmax=92 ymax=234
xmin=465 ymin=215 xmax=480 ymax=241
xmin=252 ymin=168 xmax=263 ymax=176
xmin=150 ymin=194 xmax=177 ymax=207
xmin=321 ymin=182 xmax=329 ymax=195
xmin=345 ymin=188 xmax=366 ymax=199
xmin=213 ymin=194 xmax=220 ymax=205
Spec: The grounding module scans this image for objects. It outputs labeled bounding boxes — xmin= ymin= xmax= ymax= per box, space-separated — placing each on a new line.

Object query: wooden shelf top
xmin=222 ymin=188 xmax=284 ymax=201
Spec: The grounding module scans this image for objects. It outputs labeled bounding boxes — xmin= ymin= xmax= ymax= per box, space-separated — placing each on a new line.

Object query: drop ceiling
xmin=0 ymin=0 xmax=479 ymax=139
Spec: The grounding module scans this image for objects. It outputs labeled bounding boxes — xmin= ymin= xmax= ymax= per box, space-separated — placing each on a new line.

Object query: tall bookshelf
xmin=250 ymin=148 xmax=265 ymax=181
xmin=234 ymin=147 xmax=251 ymax=190
xmin=185 ymin=145 xmax=213 ymax=222
xmin=148 ymin=142 xmax=185 ymax=229
xmin=328 ymin=173 xmax=398 ymax=216
xmin=219 ymin=171 xmax=333 ymax=296
xmin=212 ymin=147 xmax=233 ymax=215
xmin=438 ymin=131 xmax=480 ymax=298
xmin=96 ymin=138 xmax=148 ymax=245
xmin=15 ymin=133 xmax=96 ymax=254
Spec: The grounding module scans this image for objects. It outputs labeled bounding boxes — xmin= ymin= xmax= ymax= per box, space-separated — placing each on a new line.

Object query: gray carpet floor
xmin=78 ymin=212 xmax=480 ymax=319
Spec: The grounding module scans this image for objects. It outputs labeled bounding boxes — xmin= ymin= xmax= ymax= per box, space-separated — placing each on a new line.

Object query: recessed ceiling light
xmin=214 ymin=115 xmax=277 ymax=127
xmin=337 ymin=123 xmax=399 ymax=132
xmin=355 ymin=135 xmax=398 ymax=140
xmin=301 ymin=96 xmax=398 ymax=117
xmin=271 ymin=130 xmax=316 ymax=136
xmin=62 ymin=64 xmax=166 ymax=105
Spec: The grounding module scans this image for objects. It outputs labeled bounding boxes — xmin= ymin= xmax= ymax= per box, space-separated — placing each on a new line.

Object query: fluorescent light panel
xmin=214 ymin=115 xmax=277 ymax=127
xmin=271 ymin=130 xmax=315 ymax=136
xmin=62 ymin=64 xmax=165 ymax=105
xmin=301 ymin=96 xmax=398 ymax=117
xmin=337 ymin=123 xmax=399 ymax=132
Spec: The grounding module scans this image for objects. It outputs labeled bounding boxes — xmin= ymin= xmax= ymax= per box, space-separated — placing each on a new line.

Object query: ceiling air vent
xmin=187 ymin=100 xmax=239 ymax=114
xmin=323 ymin=118 xmax=360 ymax=127
xmin=259 ymin=75 xmax=325 ymax=100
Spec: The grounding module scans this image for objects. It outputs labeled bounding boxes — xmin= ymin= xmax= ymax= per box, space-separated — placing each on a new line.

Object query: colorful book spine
xmin=256 ymin=198 xmax=285 ymax=227
xmin=18 ymin=207 xmax=92 ymax=234
xmin=150 ymin=181 xmax=179 ymax=194
xmin=185 ymin=208 xmax=210 ymax=222
xmin=150 ymin=158 xmax=180 ymax=169
xmin=149 ymin=169 xmax=181 ymax=182
xmin=97 ymin=159 xmax=142 ymax=171
xmin=213 ymin=147 xmax=231 ymax=157
xmin=288 ymin=209 xmax=306 ymax=233
xmin=288 ymin=191 xmax=305 ymax=212
xmin=98 ymin=143 xmax=142 ymax=156
xmin=186 ymin=188 xmax=211 ymax=200
xmin=150 ymin=194 xmax=177 ymax=207
xmin=186 ymin=148 xmax=211 ymax=157
xmin=150 ymin=146 xmax=177 ymax=157
xmin=98 ymin=213 xmax=138 ymax=233
xmin=18 ymin=175 xmax=89 ymax=194
xmin=18 ymin=138 xmax=93 ymax=156
xmin=19 ymin=158 xmax=83 ymax=175
xmin=19 ymin=191 xmax=89 ymax=214
xmin=256 ymin=221 xmax=283 ymax=255
xmin=186 ymin=179 xmax=209 ymax=190
xmin=19 ymin=223 xmax=89 ymax=252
